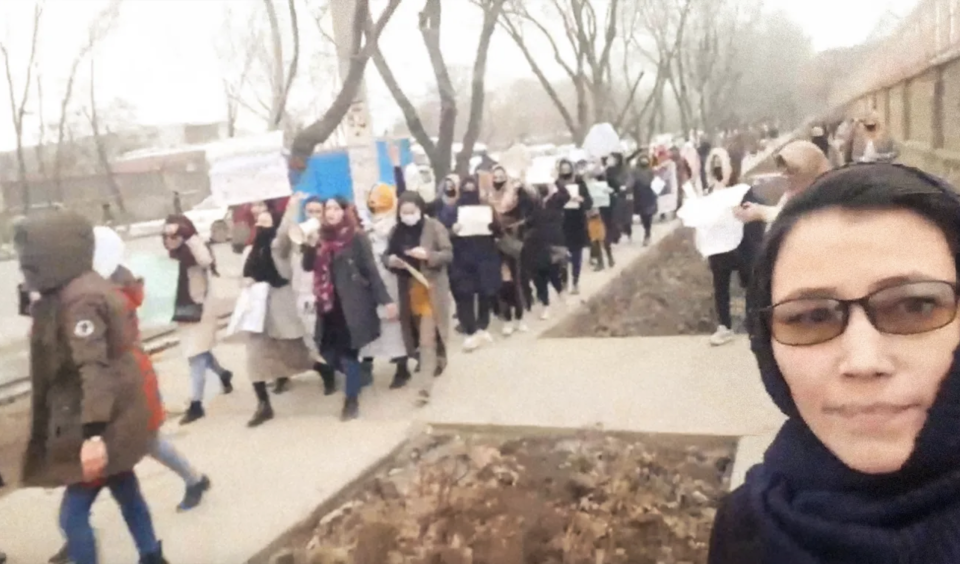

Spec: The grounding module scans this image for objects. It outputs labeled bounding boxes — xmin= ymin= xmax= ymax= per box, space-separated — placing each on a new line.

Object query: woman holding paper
xmin=386 ymin=192 xmax=454 ymax=406
xmin=163 ymin=215 xmax=235 ymax=426
xmin=240 ymin=203 xmax=313 ymax=427
xmin=444 ymin=176 xmax=502 ymax=352
xmin=302 ymin=198 xmax=397 ymax=420
xmin=525 ymin=175 xmax=572 ymax=320
xmin=558 ymin=159 xmax=593 ymax=296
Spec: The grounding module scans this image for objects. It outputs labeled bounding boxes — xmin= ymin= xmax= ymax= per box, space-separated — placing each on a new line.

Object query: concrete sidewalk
xmin=0 ymin=220 xmax=781 ymax=564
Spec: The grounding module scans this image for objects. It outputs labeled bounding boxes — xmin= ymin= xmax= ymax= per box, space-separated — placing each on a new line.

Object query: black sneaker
xmin=177 ymin=475 xmax=211 ymax=512
xmin=179 ymin=402 xmax=205 ymax=426
xmin=341 ymin=397 xmax=360 ymax=421
xmin=315 ymin=363 xmax=337 ymax=396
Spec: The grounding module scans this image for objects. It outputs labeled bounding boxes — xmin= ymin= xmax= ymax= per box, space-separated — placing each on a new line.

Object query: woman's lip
xmin=827 ymin=404 xmax=924 ymax=429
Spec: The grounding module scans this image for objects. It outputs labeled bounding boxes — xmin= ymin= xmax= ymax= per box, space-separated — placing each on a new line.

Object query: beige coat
xmin=391 ymin=217 xmax=453 ymax=353
xmin=176 ymin=236 xmax=220 ymax=359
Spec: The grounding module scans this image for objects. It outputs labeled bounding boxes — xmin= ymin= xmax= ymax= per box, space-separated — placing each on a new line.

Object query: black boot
xmin=315 ymin=362 xmax=336 ymax=395
xmin=341 ymin=396 xmax=360 ymax=421
xmin=177 ymin=475 xmax=211 ymax=512
xmin=273 ymin=377 xmax=290 ymax=394
xmin=48 ymin=543 xmax=69 ymax=564
xmin=1 ymin=549 xmax=6 ymax=564
xmin=179 ymin=401 xmax=205 ymax=426
xmin=248 ymin=383 xmax=274 ymax=427
xmin=390 ymin=359 xmax=411 ymax=389
xmin=219 ymin=371 xmax=234 ymax=394
xmin=140 ymin=541 xmax=168 ymax=564
xmin=360 ymin=359 xmax=374 ymax=388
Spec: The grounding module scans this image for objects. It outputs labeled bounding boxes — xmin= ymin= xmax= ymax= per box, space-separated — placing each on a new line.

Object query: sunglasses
xmin=761 ymin=281 xmax=960 ymax=346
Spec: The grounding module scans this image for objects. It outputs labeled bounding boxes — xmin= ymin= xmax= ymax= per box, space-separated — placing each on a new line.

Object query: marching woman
xmin=385 ymin=192 xmax=454 ymax=406
xmin=558 ymin=158 xmax=593 ymax=295
xmin=303 ymin=198 xmax=397 ymax=420
xmin=524 ymin=174 xmax=571 ymax=320
xmin=489 ymin=165 xmax=534 ymax=335
xmin=17 ymin=211 xmax=167 ymax=564
xmin=240 ymin=201 xmax=313 ymax=427
xmin=359 ymin=153 xmax=412 ymax=389
xmin=631 ymin=154 xmax=658 ymax=246
xmin=163 ymin=215 xmax=234 ymax=426
xmin=442 ymin=176 xmax=502 ymax=352
xmin=587 ymin=166 xmax=615 ymax=270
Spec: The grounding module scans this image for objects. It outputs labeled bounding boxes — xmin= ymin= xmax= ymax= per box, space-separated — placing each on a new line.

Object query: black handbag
xmin=173 ymin=303 xmax=204 ymax=323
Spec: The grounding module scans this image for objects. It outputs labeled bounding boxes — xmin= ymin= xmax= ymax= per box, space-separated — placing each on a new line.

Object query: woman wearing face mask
xmin=444 ymin=176 xmax=502 ymax=352
xmin=239 ymin=202 xmax=313 ymax=427
xmin=302 ymin=198 xmax=397 ymax=420
xmin=604 ymin=152 xmax=631 ymax=244
xmin=386 ymin=192 xmax=454 ymax=406
xmin=489 ymin=166 xmax=535 ymax=335
xmin=557 ymin=159 xmax=592 ymax=295
xmin=359 ymin=164 xmax=412 ymax=390
xmin=524 ymin=175 xmax=572 ymax=320
xmin=432 ymin=174 xmax=460 ymax=221
xmin=710 ymin=163 xmax=960 ymax=564
xmin=163 ymin=215 xmax=234 ymax=426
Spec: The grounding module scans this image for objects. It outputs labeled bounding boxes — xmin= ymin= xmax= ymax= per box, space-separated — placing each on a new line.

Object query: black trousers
xmin=640 ymin=213 xmax=654 ymax=238
xmin=709 ymin=250 xmax=750 ymax=329
xmin=455 ymin=294 xmax=493 ymax=335
xmin=533 ymin=264 xmax=564 ymax=306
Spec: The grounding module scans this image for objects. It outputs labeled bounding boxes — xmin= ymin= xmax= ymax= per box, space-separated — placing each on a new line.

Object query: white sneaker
xmin=709 ymin=326 xmax=735 ymax=346
xmin=540 ymin=307 xmax=551 ymax=321
xmin=502 ymin=324 xmax=515 ymax=337
xmin=479 ymin=330 xmax=495 ymax=344
xmin=463 ymin=335 xmax=479 ymax=352
xmin=517 ymin=322 xmax=530 ymax=333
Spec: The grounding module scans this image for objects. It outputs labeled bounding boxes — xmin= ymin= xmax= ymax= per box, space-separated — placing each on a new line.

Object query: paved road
xmin=0 ymin=238 xmax=244 ymax=387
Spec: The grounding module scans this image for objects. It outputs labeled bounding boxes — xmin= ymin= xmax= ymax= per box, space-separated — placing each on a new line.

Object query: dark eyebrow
xmin=777 ymin=273 xmax=948 ymax=302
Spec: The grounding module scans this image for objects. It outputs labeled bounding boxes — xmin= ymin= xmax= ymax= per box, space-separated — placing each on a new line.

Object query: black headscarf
xmin=745 ymin=164 xmax=960 ymax=564
xmin=458 ymin=177 xmax=482 ymax=206
xmin=242 ymin=209 xmax=288 ymax=288
xmin=387 ymin=192 xmax=427 ymax=273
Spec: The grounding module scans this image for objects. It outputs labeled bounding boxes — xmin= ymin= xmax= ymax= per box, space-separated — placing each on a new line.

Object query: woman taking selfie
xmin=709 ymin=163 xmax=960 ymax=563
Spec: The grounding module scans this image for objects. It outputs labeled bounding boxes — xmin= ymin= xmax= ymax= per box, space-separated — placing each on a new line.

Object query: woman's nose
xmin=837 ymin=306 xmax=894 ymax=379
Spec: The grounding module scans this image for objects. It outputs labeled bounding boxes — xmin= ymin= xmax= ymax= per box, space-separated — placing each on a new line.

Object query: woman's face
xmin=398 ymin=201 xmax=422 ymax=226
xmin=462 ymin=181 xmax=477 ymax=192
xmin=559 ymin=163 xmax=573 ymax=177
xmin=305 ymin=201 xmax=324 ymax=221
xmin=256 ymin=211 xmax=273 ymax=229
xmin=324 ymin=200 xmax=345 ymax=226
xmin=251 ymin=201 xmax=268 ymax=217
xmin=771 ymin=207 xmax=960 ymax=474
xmin=162 ymin=223 xmax=183 ymax=250
xmin=493 ymin=170 xmax=508 ymax=185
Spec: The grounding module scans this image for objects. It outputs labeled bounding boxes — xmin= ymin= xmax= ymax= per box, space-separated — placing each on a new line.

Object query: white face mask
xmin=400 ymin=211 xmax=422 ymax=226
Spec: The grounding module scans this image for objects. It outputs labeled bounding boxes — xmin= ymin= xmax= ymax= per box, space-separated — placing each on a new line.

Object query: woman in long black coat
xmin=523 ymin=181 xmax=570 ymax=320
xmin=557 ymin=159 xmax=593 ymax=295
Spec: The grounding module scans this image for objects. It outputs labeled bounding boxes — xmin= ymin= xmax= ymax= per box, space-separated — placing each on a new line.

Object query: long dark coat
xmin=443 ymin=203 xmax=502 ymax=300
xmin=523 ymin=188 xmax=570 ymax=270
xmin=561 ymin=178 xmax=593 ymax=250
xmin=303 ymin=232 xmax=393 ymax=351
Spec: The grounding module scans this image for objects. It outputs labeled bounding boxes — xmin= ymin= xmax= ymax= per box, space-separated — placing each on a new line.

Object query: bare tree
xmin=0 ymin=0 xmax=43 ymax=211
xmin=85 ymin=59 xmax=125 ymax=215
xmin=289 ymin=0 xmax=403 ymax=164
xmin=372 ymin=0 xmax=507 ymax=180
xmin=52 ymin=0 xmax=122 ymax=199
xmin=263 ymin=0 xmax=300 ymax=128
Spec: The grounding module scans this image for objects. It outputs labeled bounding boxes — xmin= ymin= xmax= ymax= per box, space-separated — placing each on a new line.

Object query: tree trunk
xmin=453 ymin=0 xmax=506 ymax=177
xmin=419 ymin=0 xmax=456 ymax=181
xmin=88 ymin=60 xmax=126 ymax=214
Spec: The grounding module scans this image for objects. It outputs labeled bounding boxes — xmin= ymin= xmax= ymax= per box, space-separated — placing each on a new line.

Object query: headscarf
xmin=745 ymin=164 xmax=960 ymax=564
xmin=164 ymin=215 xmax=217 ymax=277
xmin=367 ymin=183 xmax=397 ymax=216
xmin=458 ymin=176 xmax=482 ymax=206
xmin=387 ymin=192 xmax=428 ymax=273
xmin=488 ymin=165 xmax=519 ymax=215
xmin=776 ymin=140 xmax=833 ymax=199
xmin=313 ymin=198 xmax=357 ymax=313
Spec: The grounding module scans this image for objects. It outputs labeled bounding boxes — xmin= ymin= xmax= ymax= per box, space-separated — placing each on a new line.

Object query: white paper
xmin=456 ymin=205 xmax=494 ymax=237
xmin=652 ymin=177 xmax=667 ymax=195
xmin=563 ymin=183 xmax=581 ymax=209
xmin=582 ymin=123 xmax=621 ymax=159
xmin=676 ymin=184 xmax=752 ymax=258
xmin=227 ymin=282 xmax=270 ymax=336
xmin=209 ymin=151 xmax=291 ymax=206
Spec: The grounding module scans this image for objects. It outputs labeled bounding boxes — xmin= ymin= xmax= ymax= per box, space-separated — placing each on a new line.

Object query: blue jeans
xmin=188 ymin=351 xmax=227 ymax=402
xmin=60 ymin=472 xmax=159 ymax=564
xmin=150 ymin=436 xmax=201 ymax=486
xmin=567 ymin=245 xmax=584 ymax=286
xmin=321 ymin=347 xmax=361 ymax=399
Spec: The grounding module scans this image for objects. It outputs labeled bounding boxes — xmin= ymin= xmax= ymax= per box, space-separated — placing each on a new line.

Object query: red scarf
xmin=314 ymin=222 xmax=357 ymax=313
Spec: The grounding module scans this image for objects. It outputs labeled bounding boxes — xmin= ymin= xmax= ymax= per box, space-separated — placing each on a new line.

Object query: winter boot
xmin=219 ymin=370 xmax=234 ymax=394
xmin=315 ymin=362 xmax=336 ymax=395
xmin=248 ymin=383 xmax=274 ymax=427
xmin=179 ymin=401 xmax=205 ymax=426
xmin=273 ymin=377 xmax=290 ymax=395
xmin=341 ymin=396 xmax=360 ymax=421
xmin=139 ymin=542 xmax=168 ymax=564
xmin=177 ymin=475 xmax=211 ymax=512
xmin=390 ymin=359 xmax=411 ymax=389
xmin=48 ymin=543 xmax=69 ymax=564
xmin=360 ymin=359 xmax=374 ymax=388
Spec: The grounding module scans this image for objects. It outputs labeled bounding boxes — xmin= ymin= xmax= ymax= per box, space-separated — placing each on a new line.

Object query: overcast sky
xmin=0 ymin=0 xmax=920 ymax=151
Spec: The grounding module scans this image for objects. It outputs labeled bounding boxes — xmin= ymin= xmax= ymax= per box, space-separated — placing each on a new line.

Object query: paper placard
xmin=582 ymin=123 xmax=621 ymax=159
xmin=456 ymin=205 xmax=493 ymax=237
xmin=209 ymin=152 xmax=291 ymax=206
xmin=563 ymin=183 xmax=581 ymax=209
xmin=226 ymin=282 xmax=270 ymax=336
xmin=652 ymin=177 xmax=667 ymax=195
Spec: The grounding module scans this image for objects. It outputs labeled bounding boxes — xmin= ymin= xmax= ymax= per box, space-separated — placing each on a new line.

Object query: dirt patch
xmin=264 ymin=429 xmax=734 ymax=564
xmin=547 ymin=227 xmax=746 ymax=338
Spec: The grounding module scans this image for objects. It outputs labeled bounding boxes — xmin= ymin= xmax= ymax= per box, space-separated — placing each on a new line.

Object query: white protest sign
xmin=677 ymin=184 xmax=752 ymax=258
xmin=582 ymin=123 xmax=621 ymax=159
xmin=456 ymin=205 xmax=493 ymax=237
xmin=206 ymin=131 xmax=291 ymax=206
xmin=563 ymin=183 xmax=581 ymax=209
